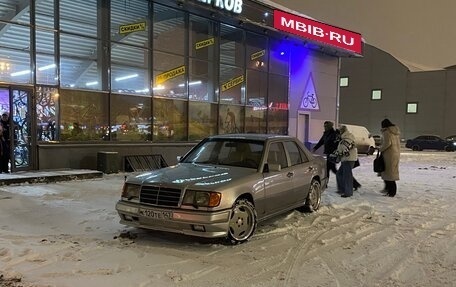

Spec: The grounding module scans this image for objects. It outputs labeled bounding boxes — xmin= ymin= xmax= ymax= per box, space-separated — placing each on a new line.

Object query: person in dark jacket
xmin=313 ymin=121 xmax=339 ymax=180
xmin=313 ymin=121 xmax=362 ymax=190
xmin=0 ymin=113 xmax=11 ymax=173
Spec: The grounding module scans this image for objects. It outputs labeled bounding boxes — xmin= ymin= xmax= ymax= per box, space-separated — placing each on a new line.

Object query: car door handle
xmin=287 ymin=172 xmax=294 ymax=178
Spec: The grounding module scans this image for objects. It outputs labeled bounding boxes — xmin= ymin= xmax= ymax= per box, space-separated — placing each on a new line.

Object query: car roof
xmin=207 ymin=133 xmax=293 ymax=141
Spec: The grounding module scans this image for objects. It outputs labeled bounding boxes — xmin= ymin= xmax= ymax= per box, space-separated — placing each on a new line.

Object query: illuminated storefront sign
xmin=273 ymin=10 xmax=362 ymax=55
xmin=195 ymin=0 xmax=243 ymax=14
xmin=155 ymin=66 xmax=186 ymax=84
xmin=119 ymin=22 xmax=146 ymax=35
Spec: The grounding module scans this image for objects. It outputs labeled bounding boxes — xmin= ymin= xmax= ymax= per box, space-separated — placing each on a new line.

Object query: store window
xmin=269 ymin=38 xmax=290 ymax=76
xmin=36 ymin=28 xmax=57 ymax=85
xmin=188 ymin=58 xmax=216 ymax=102
xmin=246 ymin=32 xmax=268 ymax=71
xmin=153 ymin=4 xmax=185 ymax=55
xmin=220 ymin=64 xmax=244 ymax=105
xmin=60 ymin=33 xmax=100 ymax=90
xmin=36 ymin=86 xmax=59 ymax=142
xmin=372 ymin=89 xmax=382 ymax=100
xmin=245 ymin=69 xmax=267 ymax=133
xmin=110 ymin=94 xmax=151 ymax=141
xmin=188 ymin=102 xmax=217 ymax=140
xmin=407 ymin=102 xmax=418 ymax=114
xmin=36 ymin=0 xmax=55 ymax=29
xmin=220 ymin=24 xmax=245 ymax=105
xmin=111 ymin=44 xmax=149 ymax=94
xmin=60 ymin=0 xmax=97 ymax=37
xmin=340 ymin=77 xmax=349 ymax=87
xmin=0 ymin=24 xmax=31 ymax=84
xmin=189 ymin=15 xmax=217 ymax=102
xmin=219 ymin=104 xmax=244 ymax=134
xmin=59 ymin=89 xmax=109 ymax=141
xmin=111 ymin=0 xmax=149 ymax=47
xmin=153 ymin=52 xmax=186 ymax=98
xmin=268 ymin=74 xmax=289 ymax=134
xmin=153 ymin=98 xmax=187 ymax=142
xmin=220 ymin=24 xmax=244 ymax=66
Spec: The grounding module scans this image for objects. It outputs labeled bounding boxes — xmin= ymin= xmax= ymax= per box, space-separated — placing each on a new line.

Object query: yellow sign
xmin=195 ymin=38 xmax=215 ymax=50
xmin=251 ymin=50 xmax=265 ymax=60
xmin=221 ymin=75 xmax=244 ymax=92
xmin=155 ymin=66 xmax=186 ymax=85
xmin=119 ymin=22 xmax=146 ymax=35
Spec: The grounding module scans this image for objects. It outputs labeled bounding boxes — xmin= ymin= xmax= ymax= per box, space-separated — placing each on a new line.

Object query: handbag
xmin=373 ymin=150 xmax=385 ymax=173
xmin=354 ymin=159 xmax=360 ymax=168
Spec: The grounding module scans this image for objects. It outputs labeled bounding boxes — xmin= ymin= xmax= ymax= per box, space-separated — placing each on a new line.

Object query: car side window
xmin=267 ymin=142 xmax=288 ymax=168
xmin=284 ymin=141 xmax=307 ymax=166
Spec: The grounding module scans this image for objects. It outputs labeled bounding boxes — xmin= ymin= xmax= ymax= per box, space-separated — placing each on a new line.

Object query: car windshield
xmin=182 ymin=139 xmax=265 ymax=169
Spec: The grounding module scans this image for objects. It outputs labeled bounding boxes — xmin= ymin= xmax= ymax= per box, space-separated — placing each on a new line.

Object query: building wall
xmin=340 ymin=45 xmax=408 ymax=139
xmin=288 ymin=48 xmax=339 ymax=144
xmin=340 ymin=44 xmax=456 ymax=140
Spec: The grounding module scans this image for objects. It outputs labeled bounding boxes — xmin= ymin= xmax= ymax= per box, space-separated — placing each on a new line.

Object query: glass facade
xmin=0 ymin=0 xmax=291 ymax=144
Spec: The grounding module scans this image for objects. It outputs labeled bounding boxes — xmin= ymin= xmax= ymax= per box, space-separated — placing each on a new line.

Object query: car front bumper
xmin=116 ymin=201 xmax=231 ymax=239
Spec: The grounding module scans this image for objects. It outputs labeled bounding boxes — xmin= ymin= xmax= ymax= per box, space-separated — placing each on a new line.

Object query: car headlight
xmin=182 ymin=190 xmax=221 ymax=208
xmin=122 ymin=183 xmax=141 ymax=200
xmin=453 ymin=142 xmax=456 ymax=146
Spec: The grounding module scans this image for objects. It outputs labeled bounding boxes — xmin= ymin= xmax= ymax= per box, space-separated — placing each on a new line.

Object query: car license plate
xmin=139 ymin=208 xmax=173 ymax=220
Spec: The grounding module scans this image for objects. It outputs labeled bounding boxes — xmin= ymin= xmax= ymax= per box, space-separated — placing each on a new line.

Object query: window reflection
xmin=219 ymin=105 xmax=244 ymax=134
xmin=111 ymin=94 xmax=151 ymax=141
xmin=189 ymin=102 xmax=217 ymax=140
xmin=153 ymin=98 xmax=187 ymax=142
xmin=59 ymin=89 xmax=109 ymax=141
xmin=36 ymin=86 xmax=59 ymax=142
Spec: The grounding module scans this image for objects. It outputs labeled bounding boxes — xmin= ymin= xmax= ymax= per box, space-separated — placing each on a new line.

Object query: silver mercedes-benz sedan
xmin=116 ymin=134 xmax=328 ymax=244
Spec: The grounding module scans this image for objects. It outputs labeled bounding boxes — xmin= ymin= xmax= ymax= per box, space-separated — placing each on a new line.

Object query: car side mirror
xmin=176 ymin=156 xmax=182 ymax=162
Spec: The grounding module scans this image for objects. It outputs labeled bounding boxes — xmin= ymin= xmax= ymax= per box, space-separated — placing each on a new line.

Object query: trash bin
xmin=97 ymin=151 xmax=120 ymax=174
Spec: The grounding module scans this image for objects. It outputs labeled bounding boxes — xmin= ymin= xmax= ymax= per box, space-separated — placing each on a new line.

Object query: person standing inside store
xmin=378 ymin=118 xmax=401 ymax=197
xmin=0 ymin=113 xmax=11 ymax=173
xmin=331 ymin=125 xmax=358 ymax=198
xmin=313 ymin=121 xmax=339 ymax=182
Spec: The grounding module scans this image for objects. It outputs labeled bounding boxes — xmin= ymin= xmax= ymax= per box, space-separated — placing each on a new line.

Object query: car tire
xmin=444 ymin=145 xmax=454 ymax=152
xmin=412 ymin=145 xmax=421 ymax=151
xmin=302 ymin=179 xmax=321 ymax=212
xmin=226 ymin=198 xmax=257 ymax=245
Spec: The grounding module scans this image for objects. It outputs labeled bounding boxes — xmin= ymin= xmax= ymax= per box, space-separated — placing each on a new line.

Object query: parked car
xmin=116 ymin=134 xmax=328 ymax=244
xmin=340 ymin=124 xmax=376 ymax=155
xmin=405 ymin=135 xmax=455 ymax=151
xmin=372 ymin=134 xmax=382 ymax=146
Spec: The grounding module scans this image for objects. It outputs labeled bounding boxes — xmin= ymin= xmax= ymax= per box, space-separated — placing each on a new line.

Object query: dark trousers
xmin=384 ymin=180 xmax=397 ymax=197
xmin=336 ymin=161 xmax=355 ymax=196
xmin=0 ymin=142 xmax=10 ymax=173
xmin=326 ymin=156 xmax=338 ymax=178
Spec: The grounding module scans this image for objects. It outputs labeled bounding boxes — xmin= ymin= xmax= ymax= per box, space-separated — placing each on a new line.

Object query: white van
xmin=340 ymin=124 xmax=376 ymax=155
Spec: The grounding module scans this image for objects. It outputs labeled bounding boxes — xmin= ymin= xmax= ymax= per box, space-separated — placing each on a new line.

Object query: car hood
xmin=129 ymin=163 xmax=257 ymax=189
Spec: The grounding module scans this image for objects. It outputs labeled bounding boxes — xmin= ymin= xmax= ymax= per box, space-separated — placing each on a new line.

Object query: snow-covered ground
xmin=1 ymin=151 xmax=455 ymax=287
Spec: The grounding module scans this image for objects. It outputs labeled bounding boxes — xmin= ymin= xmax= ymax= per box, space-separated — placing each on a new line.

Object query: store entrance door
xmin=297 ymin=111 xmax=310 ymax=149
xmin=0 ymin=86 xmax=34 ymax=172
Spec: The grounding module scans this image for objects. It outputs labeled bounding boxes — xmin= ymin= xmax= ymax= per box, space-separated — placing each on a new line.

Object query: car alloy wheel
xmin=412 ymin=145 xmax=420 ymax=151
xmin=304 ymin=179 xmax=321 ymax=212
xmin=227 ymin=198 xmax=257 ymax=244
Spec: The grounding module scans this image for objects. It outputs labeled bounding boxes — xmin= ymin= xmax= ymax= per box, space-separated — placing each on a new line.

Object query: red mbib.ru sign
xmin=273 ymin=10 xmax=362 ymax=55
